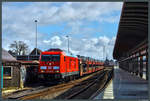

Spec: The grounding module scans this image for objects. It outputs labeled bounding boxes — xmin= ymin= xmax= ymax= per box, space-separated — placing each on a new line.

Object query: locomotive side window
xmin=64 ymin=57 xmax=66 ymax=61
xmin=69 ymin=59 xmax=71 ymax=70
xmin=41 ymin=55 xmax=60 ymax=61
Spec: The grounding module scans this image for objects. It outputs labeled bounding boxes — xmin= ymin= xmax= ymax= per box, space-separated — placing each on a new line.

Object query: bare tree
xmin=9 ymin=41 xmax=29 ymax=55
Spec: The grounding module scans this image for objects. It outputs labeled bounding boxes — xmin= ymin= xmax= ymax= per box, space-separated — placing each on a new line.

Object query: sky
xmin=2 ymin=2 xmax=123 ymax=60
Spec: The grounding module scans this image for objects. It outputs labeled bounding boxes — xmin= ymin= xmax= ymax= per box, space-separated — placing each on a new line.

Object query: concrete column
xmin=133 ymin=58 xmax=135 ymax=73
xmin=126 ymin=60 xmax=128 ymax=72
xmin=132 ymin=58 xmax=134 ymax=73
xmin=119 ymin=62 xmax=122 ymax=69
xmin=123 ymin=61 xmax=125 ymax=70
xmin=125 ymin=60 xmax=127 ymax=71
xmin=146 ymin=54 xmax=148 ymax=80
xmin=130 ymin=58 xmax=133 ymax=73
xmin=135 ymin=57 xmax=139 ymax=75
xmin=127 ymin=59 xmax=130 ymax=72
xmin=128 ymin=55 xmax=131 ymax=73
xmin=131 ymin=55 xmax=135 ymax=74
xmin=128 ymin=59 xmax=131 ymax=73
xmin=140 ymin=56 xmax=143 ymax=78
xmin=123 ymin=61 xmax=126 ymax=70
xmin=132 ymin=58 xmax=135 ymax=74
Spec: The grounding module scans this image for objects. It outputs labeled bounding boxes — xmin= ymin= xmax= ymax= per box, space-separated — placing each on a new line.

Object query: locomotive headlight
xmin=41 ymin=70 xmax=45 ymax=73
xmin=40 ymin=66 xmax=47 ymax=69
xmin=53 ymin=66 xmax=60 ymax=69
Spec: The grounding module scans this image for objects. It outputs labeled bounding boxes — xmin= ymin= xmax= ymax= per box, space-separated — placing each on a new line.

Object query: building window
xmin=3 ymin=66 xmax=12 ymax=79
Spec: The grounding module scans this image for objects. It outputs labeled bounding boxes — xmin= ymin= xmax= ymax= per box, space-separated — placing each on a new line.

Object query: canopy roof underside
xmin=113 ymin=2 xmax=148 ymax=60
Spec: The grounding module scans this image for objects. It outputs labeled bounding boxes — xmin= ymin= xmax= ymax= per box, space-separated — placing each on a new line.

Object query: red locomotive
xmin=38 ymin=48 xmax=104 ymax=81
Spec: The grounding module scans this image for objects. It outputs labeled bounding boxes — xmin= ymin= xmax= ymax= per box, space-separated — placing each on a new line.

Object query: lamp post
xmin=35 ymin=20 xmax=38 ymax=55
xmin=103 ymin=45 xmax=105 ymax=61
xmin=66 ymin=35 xmax=69 ymax=53
xmin=1 ymin=65 xmax=3 ymax=89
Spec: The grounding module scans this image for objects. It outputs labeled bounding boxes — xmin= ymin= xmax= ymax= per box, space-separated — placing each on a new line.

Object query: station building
xmin=2 ymin=48 xmax=42 ymax=89
xmin=2 ymin=49 xmax=24 ymax=88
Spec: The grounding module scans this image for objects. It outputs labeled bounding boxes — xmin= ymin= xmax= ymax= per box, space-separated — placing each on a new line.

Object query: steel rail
xmin=65 ymin=70 xmax=108 ymax=99
xmin=6 ymin=70 xmax=103 ymax=100
xmin=89 ymin=69 xmax=114 ymax=99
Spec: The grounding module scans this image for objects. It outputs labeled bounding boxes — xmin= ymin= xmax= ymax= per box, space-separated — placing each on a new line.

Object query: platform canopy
xmin=113 ymin=2 xmax=148 ymax=60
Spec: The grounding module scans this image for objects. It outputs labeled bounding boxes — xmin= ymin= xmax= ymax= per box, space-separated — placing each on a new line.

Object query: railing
xmin=118 ymin=40 xmax=148 ymax=80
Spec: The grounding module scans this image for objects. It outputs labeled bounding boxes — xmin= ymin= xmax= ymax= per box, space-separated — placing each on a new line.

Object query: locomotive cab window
xmin=41 ymin=55 xmax=60 ymax=61
xmin=3 ymin=66 xmax=12 ymax=79
xmin=53 ymin=55 xmax=60 ymax=61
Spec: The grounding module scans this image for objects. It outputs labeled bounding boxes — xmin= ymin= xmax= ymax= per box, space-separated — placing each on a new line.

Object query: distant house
xmin=2 ymin=49 xmax=26 ymax=88
xmin=29 ymin=48 xmax=42 ymax=55
xmin=15 ymin=48 xmax=41 ymax=84
xmin=16 ymin=48 xmax=42 ymax=61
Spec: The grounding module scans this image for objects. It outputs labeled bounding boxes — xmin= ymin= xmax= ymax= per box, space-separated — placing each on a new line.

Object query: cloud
xmin=43 ymin=40 xmax=50 ymax=44
xmin=3 ymin=2 xmax=122 ymax=26
xmin=43 ymin=35 xmax=116 ymax=60
xmin=43 ymin=36 xmax=62 ymax=46
xmin=2 ymin=2 xmax=122 ymax=60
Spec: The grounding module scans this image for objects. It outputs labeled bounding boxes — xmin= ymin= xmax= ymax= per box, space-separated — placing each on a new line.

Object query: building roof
xmin=2 ymin=49 xmax=17 ymax=62
xmin=29 ymin=48 xmax=42 ymax=55
xmin=46 ymin=48 xmax=77 ymax=58
xmin=113 ymin=2 xmax=148 ymax=60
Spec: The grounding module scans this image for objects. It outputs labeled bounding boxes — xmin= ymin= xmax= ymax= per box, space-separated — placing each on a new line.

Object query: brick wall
xmin=3 ymin=62 xmax=21 ymax=88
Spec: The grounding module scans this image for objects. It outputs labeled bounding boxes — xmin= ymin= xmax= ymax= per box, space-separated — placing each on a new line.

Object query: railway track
xmin=64 ymin=71 xmax=107 ymax=99
xmin=3 ymin=68 xmax=113 ymax=100
xmin=4 ymin=70 xmax=104 ymax=100
xmin=54 ymin=68 xmax=113 ymax=99
xmin=89 ymin=68 xmax=114 ymax=99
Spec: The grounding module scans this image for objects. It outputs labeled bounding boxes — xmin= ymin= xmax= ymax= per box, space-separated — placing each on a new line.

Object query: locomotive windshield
xmin=41 ymin=55 xmax=60 ymax=62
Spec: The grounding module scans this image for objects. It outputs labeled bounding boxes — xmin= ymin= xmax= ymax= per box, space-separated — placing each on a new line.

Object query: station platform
xmin=93 ymin=66 xmax=148 ymax=99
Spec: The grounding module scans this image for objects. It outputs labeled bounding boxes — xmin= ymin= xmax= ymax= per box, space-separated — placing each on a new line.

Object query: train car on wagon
xmin=77 ymin=55 xmax=104 ymax=76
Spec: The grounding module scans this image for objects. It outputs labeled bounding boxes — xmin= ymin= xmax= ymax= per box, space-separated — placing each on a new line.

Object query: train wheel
xmin=64 ymin=77 xmax=67 ymax=82
xmin=69 ymin=76 xmax=72 ymax=81
xmin=72 ymin=76 xmax=75 ymax=80
xmin=74 ymin=75 xmax=77 ymax=79
xmin=59 ymin=79 xmax=64 ymax=84
xmin=73 ymin=75 xmax=75 ymax=80
xmin=65 ymin=76 xmax=69 ymax=82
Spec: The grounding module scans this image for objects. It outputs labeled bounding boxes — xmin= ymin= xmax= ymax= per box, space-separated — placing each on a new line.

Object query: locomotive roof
xmin=43 ymin=48 xmax=77 ymax=58
xmin=47 ymin=48 xmax=63 ymax=52
xmin=65 ymin=52 xmax=77 ymax=58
